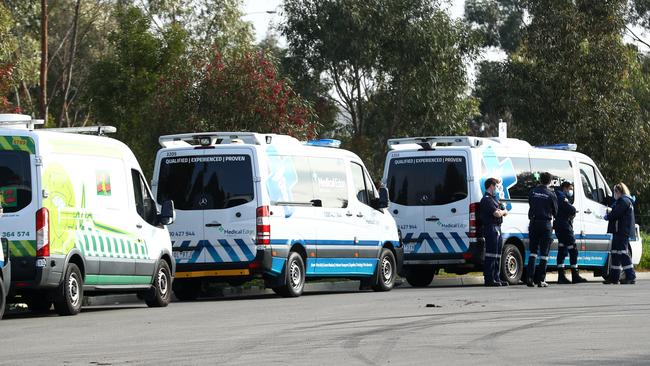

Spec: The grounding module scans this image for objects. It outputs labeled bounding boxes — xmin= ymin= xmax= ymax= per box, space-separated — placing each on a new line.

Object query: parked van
xmin=152 ymin=132 xmax=402 ymax=298
xmin=383 ymin=136 xmax=642 ymax=286
xmin=0 ymin=114 xmax=175 ymax=315
xmin=1 ymin=237 xmax=9 ymax=319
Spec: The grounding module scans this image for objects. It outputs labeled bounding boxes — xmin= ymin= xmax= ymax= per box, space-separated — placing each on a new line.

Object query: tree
xmin=281 ymin=0 xmax=479 ymax=174
xmin=472 ymin=0 xmax=650 ymax=191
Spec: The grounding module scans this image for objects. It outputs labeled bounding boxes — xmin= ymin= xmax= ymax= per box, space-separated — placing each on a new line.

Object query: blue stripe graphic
xmin=218 ymin=239 xmax=242 ymax=262
xmin=450 ymin=232 xmax=468 ymax=251
xmin=436 ymin=233 xmax=455 ymax=252
xmin=235 ymin=239 xmax=255 ymax=260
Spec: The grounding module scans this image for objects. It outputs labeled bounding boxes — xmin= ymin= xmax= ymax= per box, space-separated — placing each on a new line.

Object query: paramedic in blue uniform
xmin=604 ymin=182 xmax=637 ymax=284
xmin=554 ymin=182 xmax=587 ymax=284
xmin=526 ymin=172 xmax=558 ymax=288
xmin=480 ymin=178 xmax=508 ymax=287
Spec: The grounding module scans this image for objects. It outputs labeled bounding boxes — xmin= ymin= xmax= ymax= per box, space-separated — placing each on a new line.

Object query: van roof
xmin=387 ymin=136 xmax=532 ymax=150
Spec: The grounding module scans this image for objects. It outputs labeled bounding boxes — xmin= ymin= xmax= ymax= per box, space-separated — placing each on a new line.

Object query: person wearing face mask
xmin=526 ymin=172 xmax=558 ymax=288
xmin=603 ymin=183 xmax=637 ymax=284
xmin=554 ymin=182 xmax=587 ymax=284
xmin=480 ymin=177 xmax=509 ymax=287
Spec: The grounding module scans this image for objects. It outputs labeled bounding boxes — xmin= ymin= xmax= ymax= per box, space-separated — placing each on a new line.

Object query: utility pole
xmin=40 ymin=0 xmax=48 ymax=123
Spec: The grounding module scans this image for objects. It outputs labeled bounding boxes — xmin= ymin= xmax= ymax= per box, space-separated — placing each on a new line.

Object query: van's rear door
xmin=156 ymin=149 xmax=207 ymax=267
xmin=421 ymin=151 xmax=471 ymax=255
xmin=0 ymin=135 xmax=38 ymax=281
xmin=385 ymin=151 xmax=426 ymax=257
xmin=200 ymin=149 xmax=257 ymax=269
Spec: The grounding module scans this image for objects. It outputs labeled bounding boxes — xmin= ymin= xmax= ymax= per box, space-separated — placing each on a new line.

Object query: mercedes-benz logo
xmin=199 ymin=197 xmax=208 ymax=206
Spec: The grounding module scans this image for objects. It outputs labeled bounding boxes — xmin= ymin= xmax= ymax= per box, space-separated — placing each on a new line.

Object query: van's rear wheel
xmin=501 ymin=243 xmax=523 ymax=285
xmin=405 ymin=266 xmax=435 ymax=287
xmin=272 ymin=252 xmax=305 ymax=297
xmin=54 ymin=263 xmax=83 ymax=316
xmin=24 ymin=292 xmax=53 ymax=314
xmin=145 ymin=260 xmax=172 ymax=307
xmin=0 ymin=282 xmax=5 ymax=320
xmin=173 ymin=279 xmax=202 ymax=301
xmin=372 ymin=248 xmax=397 ymax=292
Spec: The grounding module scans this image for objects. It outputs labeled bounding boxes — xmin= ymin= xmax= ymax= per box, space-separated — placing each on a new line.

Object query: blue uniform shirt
xmin=606 ymin=195 xmax=636 ymax=237
xmin=554 ymin=189 xmax=576 ymax=231
xmin=528 ymin=185 xmax=558 ymax=221
xmin=480 ymin=192 xmax=502 ymax=227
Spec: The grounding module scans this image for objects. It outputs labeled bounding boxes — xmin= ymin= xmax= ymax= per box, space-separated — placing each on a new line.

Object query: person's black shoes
xmin=484 ymin=282 xmax=501 ymax=287
xmin=537 ymin=281 xmax=549 ymax=288
xmin=571 ymin=269 xmax=588 ymax=284
xmin=526 ymin=279 xmax=535 ymax=287
xmin=602 ymin=279 xmax=619 ymax=284
xmin=620 ymin=279 xmax=636 ymax=285
xmin=557 ymin=270 xmax=572 ymax=284
xmin=499 ymin=281 xmax=509 ymax=287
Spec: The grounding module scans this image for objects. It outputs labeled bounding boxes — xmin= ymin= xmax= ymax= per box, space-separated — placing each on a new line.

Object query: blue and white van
xmin=382 ymin=136 xmax=642 ymax=286
xmin=152 ymin=132 xmax=402 ymax=298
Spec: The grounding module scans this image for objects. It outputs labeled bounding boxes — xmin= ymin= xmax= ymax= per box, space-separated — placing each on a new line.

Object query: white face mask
xmin=567 ymin=190 xmax=574 ymax=198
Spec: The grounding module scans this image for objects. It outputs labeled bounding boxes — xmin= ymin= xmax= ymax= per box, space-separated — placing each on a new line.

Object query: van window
xmin=0 ymin=150 xmax=32 ymax=213
xmin=157 ymin=154 xmax=254 ymax=210
xmin=579 ymin=162 xmax=608 ymax=204
xmin=387 ymin=156 xmax=467 ymax=206
xmin=530 ymin=158 xmax=574 ymax=187
xmin=311 ymin=157 xmax=348 ymax=208
xmin=508 ymin=157 xmax=534 ymax=199
xmin=350 ymin=162 xmax=377 ymax=206
xmin=131 ymin=170 xmax=157 ymax=225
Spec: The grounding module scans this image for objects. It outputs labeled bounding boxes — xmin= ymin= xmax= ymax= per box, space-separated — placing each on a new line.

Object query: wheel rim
xmin=158 ymin=268 xmax=169 ymax=296
xmin=289 ymin=260 xmax=302 ymax=289
xmin=68 ymin=274 xmax=80 ymax=308
xmin=505 ymin=252 xmax=518 ymax=279
xmin=381 ymin=256 xmax=393 ymax=285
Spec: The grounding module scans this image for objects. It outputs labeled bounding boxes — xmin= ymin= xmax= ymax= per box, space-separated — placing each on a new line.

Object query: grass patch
xmin=639 ymin=232 xmax=650 ymax=270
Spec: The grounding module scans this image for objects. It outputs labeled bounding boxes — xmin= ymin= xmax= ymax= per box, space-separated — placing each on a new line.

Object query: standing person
xmin=604 ymin=183 xmax=637 ymax=285
xmin=554 ymin=182 xmax=587 ymax=284
xmin=480 ymin=178 xmax=508 ymax=287
xmin=526 ymin=172 xmax=558 ymax=288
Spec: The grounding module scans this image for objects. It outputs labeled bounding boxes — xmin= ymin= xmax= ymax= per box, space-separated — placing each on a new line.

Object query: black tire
xmin=404 ymin=266 xmax=435 ymax=288
xmin=372 ymin=248 xmax=397 ymax=292
xmin=0 ymin=281 xmax=5 ymax=320
xmin=54 ymin=263 xmax=83 ymax=316
xmin=145 ymin=260 xmax=172 ymax=307
xmin=272 ymin=252 xmax=305 ymax=297
xmin=24 ymin=292 xmax=53 ymax=314
xmin=173 ymin=278 xmax=202 ymax=301
xmin=501 ymin=243 xmax=523 ymax=285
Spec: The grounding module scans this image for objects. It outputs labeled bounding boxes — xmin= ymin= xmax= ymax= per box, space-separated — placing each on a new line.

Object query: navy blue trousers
xmin=556 ymin=230 xmax=578 ymax=269
xmin=527 ymin=221 xmax=553 ymax=283
xmin=483 ymin=225 xmax=503 ymax=284
xmin=609 ymin=234 xmax=636 ymax=282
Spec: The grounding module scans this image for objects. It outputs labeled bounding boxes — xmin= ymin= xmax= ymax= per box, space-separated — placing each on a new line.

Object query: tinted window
xmin=530 ymin=158 xmax=574 ymax=188
xmin=579 ymin=162 xmax=607 ymax=203
xmin=508 ymin=157 xmax=534 ymax=199
xmin=387 ymin=156 xmax=467 ymax=206
xmin=311 ymin=157 xmax=348 ymax=208
xmin=132 ymin=170 xmax=157 ymax=225
xmin=0 ymin=151 xmax=32 ymax=213
xmin=157 ymin=155 xmax=254 ymax=210
xmin=351 ymin=162 xmax=370 ymax=205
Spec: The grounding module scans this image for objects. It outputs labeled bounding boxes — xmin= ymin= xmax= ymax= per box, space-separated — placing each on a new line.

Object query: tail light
xmin=36 ymin=207 xmax=50 ymax=257
xmin=256 ymin=206 xmax=270 ymax=245
xmin=469 ymin=202 xmax=479 ymax=238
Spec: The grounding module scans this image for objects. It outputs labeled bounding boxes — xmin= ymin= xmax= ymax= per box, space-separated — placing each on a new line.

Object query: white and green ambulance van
xmin=0 ymin=114 xmax=175 ymax=315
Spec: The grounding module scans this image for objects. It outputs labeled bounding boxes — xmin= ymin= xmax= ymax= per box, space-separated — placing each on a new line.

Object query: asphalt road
xmin=3 ymin=278 xmax=650 ymax=366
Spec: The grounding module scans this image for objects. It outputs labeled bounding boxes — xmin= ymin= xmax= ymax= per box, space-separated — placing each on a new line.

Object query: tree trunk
xmin=40 ymin=0 xmax=48 ymax=122
xmin=59 ymin=0 xmax=82 ymax=127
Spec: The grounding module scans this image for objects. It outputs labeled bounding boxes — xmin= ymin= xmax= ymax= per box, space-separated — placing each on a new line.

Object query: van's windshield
xmin=0 ymin=150 xmax=32 ymax=213
xmin=157 ymin=154 xmax=254 ymax=210
xmin=387 ymin=156 xmax=468 ymax=206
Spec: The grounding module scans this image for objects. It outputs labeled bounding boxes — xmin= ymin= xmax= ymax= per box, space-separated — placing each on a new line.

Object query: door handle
xmin=205 ymin=223 xmax=222 ymax=227
xmin=584 ymin=209 xmax=592 ymax=215
xmin=426 ymin=217 xmax=440 ymax=222
xmin=136 ymin=223 xmax=143 ymax=229
xmin=356 ymin=213 xmax=364 ymax=218
xmin=346 ymin=212 xmax=354 ymax=217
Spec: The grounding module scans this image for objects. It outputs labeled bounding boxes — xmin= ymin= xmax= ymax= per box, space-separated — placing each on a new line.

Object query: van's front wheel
xmin=372 ymin=248 xmax=397 ymax=292
xmin=501 ymin=243 xmax=523 ymax=285
xmin=272 ymin=252 xmax=305 ymax=297
xmin=54 ymin=263 xmax=83 ymax=316
xmin=404 ymin=266 xmax=435 ymax=287
xmin=145 ymin=260 xmax=172 ymax=307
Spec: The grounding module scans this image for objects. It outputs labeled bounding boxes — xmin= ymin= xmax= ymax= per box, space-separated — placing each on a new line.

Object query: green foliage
xmin=639 ymin=231 xmax=650 ymax=269
xmin=281 ymin=0 xmax=480 ymax=176
xmin=474 ymin=0 xmax=650 ymax=193
xmin=465 ymin=0 xmax=525 ymax=53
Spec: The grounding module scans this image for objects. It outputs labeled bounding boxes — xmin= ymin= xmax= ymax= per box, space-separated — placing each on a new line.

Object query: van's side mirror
xmin=371 ymin=187 xmax=390 ymax=210
xmin=159 ymin=200 xmax=175 ymax=226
